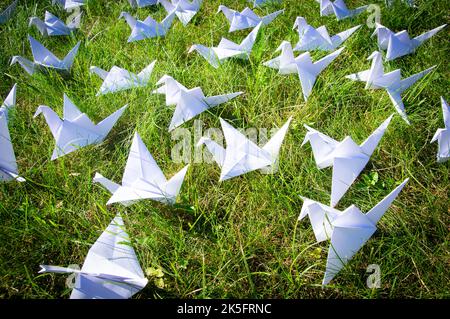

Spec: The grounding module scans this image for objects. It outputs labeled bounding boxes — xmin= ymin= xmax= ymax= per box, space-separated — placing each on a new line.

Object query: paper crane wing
xmin=323 ymin=218 xmax=375 ymax=285
xmin=0 ymin=84 xmax=17 ymax=120
xmin=122 ymin=133 xmax=167 ymax=188
xmin=0 ymin=115 xmax=20 ymax=181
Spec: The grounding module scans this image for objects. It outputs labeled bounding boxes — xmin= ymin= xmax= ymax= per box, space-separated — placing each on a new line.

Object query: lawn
xmin=0 ymin=0 xmax=448 ymax=299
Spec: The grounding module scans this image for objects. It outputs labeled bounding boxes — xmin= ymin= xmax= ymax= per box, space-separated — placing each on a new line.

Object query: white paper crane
xmin=159 ymin=0 xmax=202 ymax=26
xmin=188 ymin=22 xmax=262 ymax=68
xmin=217 ymin=5 xmax=284 ymax=32
xmin=197 ymin=117 xmax=292 ymax=181
xmin=53 ymin=0 xmax=85 ymax=11
xmin=11 ymin=36 xmax=81 ymax=76
xmin=293 ymin=16 xmax=360 ymax=51
xmin=316 ymin=0 xmax=368 ymax=20
xmin=299 ymin=178 xmax=408 ymax=285
xmin=431 ymin=97 xmax=450 ymax=163
xmin=346 ymin=51 xmax=436 ymax=124
xmin=154 ymin=75 xmax=243 ymax=131
xmin=29 ymin=11 xmax=81 ymax=37
xmin=34 ymin=94 xmax=127 ymax=160
xmin=90 ymin=61 xmax=156 ymax=96
xmin=0 ymin=0 xmax=18 ymax=24
xmin=0 ymin=84 xmax=17 ymax=120
xmin=264 ymin=41 xmax=344 ymax=100
xmin=39 ymin=213 xmax=148 ymax=299
xmin=0 ymin=115 xmax=24 ymax=182
xmin=119 ymin=10 xmax=176 ymax=42
xmin=94 ymin=132 xmax=189 ymax=206
xmin=129 ymin=0 xmax=157 ymax=8
xmin=372 ymin=23 xmax=446 ymax=61
xmin=302 ymin=115 xmax=393 ymax=207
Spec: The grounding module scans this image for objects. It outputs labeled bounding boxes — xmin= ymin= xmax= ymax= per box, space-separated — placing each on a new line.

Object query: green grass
xmin=0 ymin=0 xmax=449 ymax=299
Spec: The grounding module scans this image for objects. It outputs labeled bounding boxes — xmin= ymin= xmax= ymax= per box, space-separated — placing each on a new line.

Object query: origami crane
xmin=0 ymin=114 xmax=24 ymax=182
xmin=346 ymin=51 xmax=436 ymax=124
xmin=264 ymin=41 xmax=344 ymax=100
xmin=0 ymin=84 xmax=17 ymax=120
xmin=217 ymin=5 xmax=284 ymax=32
xmin=189 ymin=22 xmax=262 ymax=68
xmin=119 ymin=10 xmax=177 ymax=42
xmin=39 ymin=213 xmax=148 ymax=299
xmin=29 ymin=11 xmax=81 ymax=37
xmin=154 ymin=75 xmax=243 ymax=131
xmin=90 ymin=61 xmax=156 ymax=96
xmin=293 ymin=16 xmax=360 ymax=51
xmin=299 ymin=178 xmax=408 ymax=285
xmin=34 ymin=94 xmax=127 ymax=160
xmin=159 ymin=0 xmax=202 ymax=26
xmin=129 ymin=0 xmax=157 ymax=8
xmin=431 ymin=97 xmax=450 ymax=163
xmin=302 ymin=115 xmax=393 ymax=207
xmin=94 ymin=132 xmax=189 ymax=205
xmin=372 ymin=23 xmax=447 ymax=61
xmin=316 ymin=0 xmax=368 ymax=20
xmin=0 ymin=0 xmax=18 ymax=24
xmin=197 ymin=117 xmax=292 ymax=181
xmin=11 ymin=36 xmax=81 ymax=76
xmin=53 ymin=0 xmax=85 ymax=11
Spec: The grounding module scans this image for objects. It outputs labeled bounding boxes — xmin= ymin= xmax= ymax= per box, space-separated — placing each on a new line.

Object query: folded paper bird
xmin=39 ymin=213 xmax=148 ymax=299
xmin=29 ymin=11 xmax=81 ymax=36
xmin=34 ymin=94 xmax=127 ymax=160
xmin=299 ymin=178 xmax=408 ymax=285
xmin=293 ymin=16 xmax=360 ymax=51
xmin=53 ymin=0 xmax=84 ymax=11
xmin=431 ymin=97 xmax=450 ymax=163
xmin=189 ymin=22 xmax=262 ymax=68
xmin=197 ymin=117 xmax=292 ymax=181
xmin=302 ymin=115 xmax=393 ymax=207
xmin=159 ymin=0 xmax=202 ymax=26
xmin=0 ymin=84 xmax=17 ymax=120
xmin=11 ymin=35 xmax=80 ymax=76
xmin=119 ymin=10 xmax=177 ymax=42
xmin=316 ymin=0 xmax=368 ymax=21
xmin=217 ymin=5 xmax=283 ymax=32
xmin=0 ymin=114 xmax=24 ymax=182
xmin=94 ymin=132 xmax=189 ymax=206
xmin=154 ymin=74 xmax=243 ymax=131
xmin=264 ymin=41 xmax=344 ymax=100
xmin=346 ymin=51 xmax=436 ymax=124
xmin=372 ymin=23 xmax=446 ymax=61
xmin=0 ymin=0 xmax=18 ymax=24
xmin=90 ymin=61 xmax=156 ymax=96
xmin=129 ymin=0 xmax=157 ymax=8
